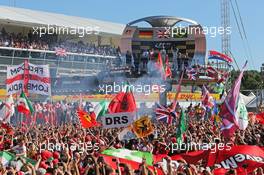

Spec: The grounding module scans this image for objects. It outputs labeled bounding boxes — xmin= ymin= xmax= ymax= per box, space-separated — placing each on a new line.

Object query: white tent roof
xmin=245 ymin=92 xmax=264 ymax=108
xmin=0 ymin=6 xmax=125 ymax=36
xmin=240 ymin=92 xmax=256 ymax=106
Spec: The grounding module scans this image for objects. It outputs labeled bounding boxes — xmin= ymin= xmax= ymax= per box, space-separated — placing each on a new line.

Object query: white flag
xmin=235 ymin=94 xmax=248 ymax=130
xmin=0 ymin=96 xmax=15 ymax=123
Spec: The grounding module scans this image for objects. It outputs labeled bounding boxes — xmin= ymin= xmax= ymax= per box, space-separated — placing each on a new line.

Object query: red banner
xmin=100 ymin=154 xmax=164 ymax=174
xmin=154 ymin=146 xmax=264 ymax=174
xmin=207 ymin=145 xmax=264 ymax=174
xmin=154 ymin=150 xmax=209 ymax=165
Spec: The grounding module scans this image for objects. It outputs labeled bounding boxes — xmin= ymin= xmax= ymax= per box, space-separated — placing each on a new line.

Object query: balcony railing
xmin=0 ymin=46 xmax=118 ymax=77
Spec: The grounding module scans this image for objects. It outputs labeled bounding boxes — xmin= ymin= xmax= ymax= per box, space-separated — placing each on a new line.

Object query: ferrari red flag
xmin=108 ymin=85 xmax=136 ymax=114
xmin=77 ymin=110 xmax=97 ymax=128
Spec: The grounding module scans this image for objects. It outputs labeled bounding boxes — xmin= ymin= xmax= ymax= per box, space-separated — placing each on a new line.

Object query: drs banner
xmin=6 ymin=62 xmax=51 ymax=96
xmin=102 ymin=112 xmax=135 ymax=129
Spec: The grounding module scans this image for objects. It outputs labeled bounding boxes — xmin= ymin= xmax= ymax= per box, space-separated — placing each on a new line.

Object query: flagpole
xmin=173 ymin=71 xmax=184 ymax=111
xmin=17 ymin=91 xmax=23 ymax=127
xmin=47 ymin=64 xmax=53 ymax=126
xmin=23 ymin=59 xmax=29 ymax=96
xmin=15 ymin=93 xmax=18 ymax=125
xmin=23 ymin=59 xmax=29 ymax=126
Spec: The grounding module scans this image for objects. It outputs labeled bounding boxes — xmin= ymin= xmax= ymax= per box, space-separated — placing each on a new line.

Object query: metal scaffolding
xmin=221 ymin=0 xmax=231 ymax=56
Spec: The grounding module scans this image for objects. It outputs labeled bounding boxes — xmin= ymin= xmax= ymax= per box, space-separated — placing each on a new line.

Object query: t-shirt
xmin=12 ymin=145 xmax=27 ymax=157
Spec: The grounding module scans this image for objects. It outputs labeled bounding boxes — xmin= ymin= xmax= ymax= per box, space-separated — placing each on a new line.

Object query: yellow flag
xmin=132 ymin=116 xmax=154 ymax=138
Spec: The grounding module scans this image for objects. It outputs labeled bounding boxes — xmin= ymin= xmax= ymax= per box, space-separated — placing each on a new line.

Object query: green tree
xmin=230 ymin=70 xmax=264 ymax=91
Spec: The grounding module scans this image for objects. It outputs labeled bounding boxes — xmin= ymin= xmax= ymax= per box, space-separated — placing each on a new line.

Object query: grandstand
xmin=0 ymin=5 xmax=125 ymax=91
xmin=0 ymin=7 xmax=223 ymax=98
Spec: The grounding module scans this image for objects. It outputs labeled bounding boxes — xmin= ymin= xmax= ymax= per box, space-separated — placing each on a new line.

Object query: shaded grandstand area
xmin=0 ymin=5 xmax=127 ymax=91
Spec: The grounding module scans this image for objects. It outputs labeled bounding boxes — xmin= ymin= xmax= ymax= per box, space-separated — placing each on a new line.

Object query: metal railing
xmin=0 ymin=46 xmax=118 ymax=77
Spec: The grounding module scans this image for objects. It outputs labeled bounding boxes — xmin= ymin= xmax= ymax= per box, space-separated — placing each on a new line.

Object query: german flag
xmin=77 ymin=110 xmax=97 ymax=128
xmin=138 ymin=30 xmax=153 ymax=39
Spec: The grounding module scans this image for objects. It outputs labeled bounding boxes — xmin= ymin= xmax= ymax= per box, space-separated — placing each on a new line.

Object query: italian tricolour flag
xmin=101 ymin=148 xmax=153 ymax=165
xmin=0 ymin=151 xmax=15 ymax=166
xmin=0 ymin=151 xmax=36 ymax=167
xmin=94 ymin=101 xmax=107 ymax=120
xmin=17 ymin=91 xmax=34 ymax=115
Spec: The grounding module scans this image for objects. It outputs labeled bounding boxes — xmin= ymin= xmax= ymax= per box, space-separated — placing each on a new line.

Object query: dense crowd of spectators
xmin=0 ymin=100 xmax=263 ymax=175
xmin=51 ymin=42 xmax=119 ymax=56
xmin=0 ymin=28 xmax=119 ymax=56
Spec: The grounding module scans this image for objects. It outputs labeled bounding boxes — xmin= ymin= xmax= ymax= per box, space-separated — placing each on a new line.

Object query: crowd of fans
xmin=0 ymin=28 xmax=119 ymax=56
xmin=0 ymin=100 xmax=263 ymax=175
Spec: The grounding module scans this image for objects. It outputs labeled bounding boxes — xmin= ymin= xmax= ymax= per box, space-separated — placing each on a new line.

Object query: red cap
xmin=41 ymin=150 xmax=53 ymax=160
xmin=171 ymin=137 xmax=176 ymax=143
xmin=53 ymin=151 xmax=60 ymax=159
xmin=52 ymin=159 xmax=59 ymax=165
xmin=40 ymin=161 xmax=49 ymax=169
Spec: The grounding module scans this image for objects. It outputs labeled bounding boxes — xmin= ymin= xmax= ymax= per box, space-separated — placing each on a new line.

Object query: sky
xmin=0 ymin=0 xmax=263 ymax=70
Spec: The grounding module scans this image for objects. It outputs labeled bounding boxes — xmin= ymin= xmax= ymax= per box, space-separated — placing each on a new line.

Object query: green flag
xmin=0 ymin=151 xmax=15 ymax=166
xmin=94 ymin=101 xmax=107 ymax=120
xmin=176 ymin=109 xmax=187 ymax=144
xmin=101 ymin=148 xmax=153 ymax=165
xmin=0 ymin=151 xmax=36 ymax=167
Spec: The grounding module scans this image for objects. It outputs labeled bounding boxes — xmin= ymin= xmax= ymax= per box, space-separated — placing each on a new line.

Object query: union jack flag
xmin=206 ymin=66 xmax=218 ymax=79
xmin=157 ymin=29 xmax=170 ymax=39
xmin=218 ymin=71 xmax=230 ymax=83
xmin=186 ymin=67 xmax=197 ymax=80
xmin=55 ymin=48 xmax=67 ymax=57
xmin=155 ymin=103 xmax=176 ymax=124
